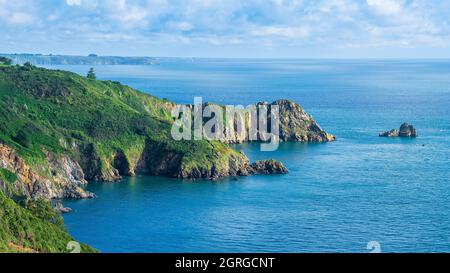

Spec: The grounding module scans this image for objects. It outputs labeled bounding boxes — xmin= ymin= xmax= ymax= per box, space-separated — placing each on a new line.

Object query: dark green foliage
xmin=87 ymin=67 xmax=96 ymax=80
xmin=23 ymin=62 xmax=34 ymax=69
xmin=0 ymin=191 xmax=97 ymax=253
xmin=20 ymin=199 xmax=64 ymax=227
xmin=0 ymin=57 xmax=12 ymax=65
xmin=0 ymin=168 xmax=17 ymax=184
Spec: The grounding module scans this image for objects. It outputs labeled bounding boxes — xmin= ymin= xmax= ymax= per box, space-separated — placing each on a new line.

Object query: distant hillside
xmin=0 ymin=54 xmax=158 ymax=65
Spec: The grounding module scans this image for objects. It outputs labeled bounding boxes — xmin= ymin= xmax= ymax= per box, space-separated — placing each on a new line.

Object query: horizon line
xmin=2 ymin=52 xmax=450 ymax=61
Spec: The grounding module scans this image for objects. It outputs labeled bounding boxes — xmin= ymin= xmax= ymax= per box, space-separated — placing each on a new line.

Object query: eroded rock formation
xmin=0 ymin=144 xmax=94 ymax=199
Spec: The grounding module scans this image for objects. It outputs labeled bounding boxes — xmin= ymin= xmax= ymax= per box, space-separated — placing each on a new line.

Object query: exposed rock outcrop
xmin=134 ymin=140 xmax=253 ymax=180
xmin=379 ymin=123 xmax=417 ymax=137
xmin=250 ymin=160 xmax=289 ymax=175
xmin=128 ymin=140 xmax=288 ymax=180
xmin=135 ymin=140 xmax=184 ymax=177
xmin=74 ymin=143 xmax=122 ymax=182
xmin=178 ymin=150 xmax=254 ymax=180
xmin=273 ymin=99 xmax=335 ymax=142
xmin=186 ymin=99 xmax=335 ymax=144
xmin=54 ymin=202 xmax=73 ymax=213
xmin=379 ymin=129 xmax=399 ymax=137
xmin=0 ymin=143 xmax=94 ymax=199
xmin=399 ymin=123 xmax=417 ymax=137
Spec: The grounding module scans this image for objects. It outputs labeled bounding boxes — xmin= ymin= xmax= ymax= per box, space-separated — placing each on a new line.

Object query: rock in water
xmin=379 ymin=129 xmax=399 ymax=137
xmin=379 ymin=123 xmax=417 ymax=137
xmin=250 ymin=160 xmax=289 ymax=174
xmin=398 ymin=123 xmax=417 ymax=137
xmin=54 ymin=202 xmax=73 ymax=214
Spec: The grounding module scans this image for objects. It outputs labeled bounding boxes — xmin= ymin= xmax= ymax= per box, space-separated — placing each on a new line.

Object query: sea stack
xmin=379 ymin=123 xmax=417 ymax=137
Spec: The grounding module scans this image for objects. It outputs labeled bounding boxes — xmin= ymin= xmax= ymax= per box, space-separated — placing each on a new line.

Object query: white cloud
xmin=166 ymin=21 xmax=193 ymax=31
xmin=8 ymin=12 xmax=33 ymax=24
xmin=1 ymin=0 xmax=450 ymax=57
xmin=366 ymin=0 xmax=403 ymax=15
xmin=116 ymin=6 xmax=148 ymax=22
xmin=251 ymin=26 xmax=310 ymax=38
xmin=66 ymin=0 xmax=81 ymax=6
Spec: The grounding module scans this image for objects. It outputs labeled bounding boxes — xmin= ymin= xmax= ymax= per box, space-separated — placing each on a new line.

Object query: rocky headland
xmin=0 ymin=64 xmax=334 ymax=200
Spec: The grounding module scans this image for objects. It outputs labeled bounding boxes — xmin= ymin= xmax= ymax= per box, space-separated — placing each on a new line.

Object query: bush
xmin=0 ymin=168 xmax=17 ymax=184
xmin=0 ymin=57 xmax=12 ymax=65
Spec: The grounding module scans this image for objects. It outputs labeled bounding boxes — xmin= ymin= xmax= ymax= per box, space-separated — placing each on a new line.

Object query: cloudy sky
xmin=1 ymin=0 xmax=450 ymax=58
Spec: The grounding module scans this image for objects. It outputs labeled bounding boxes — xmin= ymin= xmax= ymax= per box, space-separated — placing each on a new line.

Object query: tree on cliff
xmin=87 ymin=67 xmax=96 ymax=80
xmin=0 ymin=57 xmax=12 ymax=65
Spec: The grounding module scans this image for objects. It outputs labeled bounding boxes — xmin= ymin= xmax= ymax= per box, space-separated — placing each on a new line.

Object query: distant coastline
xmin=0 ymin=53 xmax=159 ymax=65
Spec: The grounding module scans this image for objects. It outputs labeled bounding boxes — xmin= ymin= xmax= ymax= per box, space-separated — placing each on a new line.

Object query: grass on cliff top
xmin=0 ymin=190 xmax=96 ymax=253
xmin=0 ymin=64 xmax=170 ymax=158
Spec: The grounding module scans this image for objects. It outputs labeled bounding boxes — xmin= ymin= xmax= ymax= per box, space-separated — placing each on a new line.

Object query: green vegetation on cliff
xmin=0 ymin=190 xmax=96 ymax=253
xmin=0 ymin=170 xmax=94 ymax=253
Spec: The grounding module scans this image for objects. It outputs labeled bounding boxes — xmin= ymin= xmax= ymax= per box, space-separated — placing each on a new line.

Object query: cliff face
xmin=0 ymin=144 xmax=93 ymax=199
xmin=187 ymin=99 xmax=335 ymax=144
xmin=273 ymin=99 xmax=335 ymax=142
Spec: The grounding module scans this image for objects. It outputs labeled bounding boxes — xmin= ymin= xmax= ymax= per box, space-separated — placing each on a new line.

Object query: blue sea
xmin=50 ymin=59 xmax=450 ymax=253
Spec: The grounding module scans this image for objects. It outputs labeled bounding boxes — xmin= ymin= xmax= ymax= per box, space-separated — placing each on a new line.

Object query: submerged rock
xmin=380 ymin=123 xmax=417 ymax=138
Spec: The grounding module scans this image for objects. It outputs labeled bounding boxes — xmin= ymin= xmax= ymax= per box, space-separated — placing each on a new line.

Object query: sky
xmin=1 ymin=0 xmax=450 ymax=58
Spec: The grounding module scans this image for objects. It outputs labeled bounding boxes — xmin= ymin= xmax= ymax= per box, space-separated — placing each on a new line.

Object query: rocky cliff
xmin=0 ymin=144 xmax=93 ymax=199
xmin=183 ymin=99 xmax=335 ymax=144
xmin=272 ymin=99 xmax=335 ymax=142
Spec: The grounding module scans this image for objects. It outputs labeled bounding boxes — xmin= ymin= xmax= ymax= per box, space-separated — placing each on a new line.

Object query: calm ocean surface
xmin=50 ymin=60 xmax=450 ymax=253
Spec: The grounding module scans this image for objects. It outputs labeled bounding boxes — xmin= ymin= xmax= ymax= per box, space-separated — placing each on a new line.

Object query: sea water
xmin=51 ymin=59 xmax=450 ymax=252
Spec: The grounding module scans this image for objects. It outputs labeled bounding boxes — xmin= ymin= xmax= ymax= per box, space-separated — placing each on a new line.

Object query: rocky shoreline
xmin=0 ymin=98 xmax=328 ymax=200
